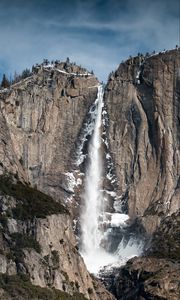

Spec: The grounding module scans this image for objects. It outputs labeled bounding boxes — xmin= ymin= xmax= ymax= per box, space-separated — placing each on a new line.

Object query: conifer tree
xmin=1 ymin=74 xmax=10 ymax=88
xmin=21 ymin=68 xmax=31 ymax=79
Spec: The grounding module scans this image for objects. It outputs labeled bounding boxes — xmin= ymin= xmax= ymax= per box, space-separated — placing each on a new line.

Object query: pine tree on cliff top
xmin=1 ymin=74 xmax=10 ymax=88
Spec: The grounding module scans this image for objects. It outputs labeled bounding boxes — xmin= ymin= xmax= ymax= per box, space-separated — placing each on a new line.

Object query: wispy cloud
xmin=0 ymin=0 xmax=179 ymax=81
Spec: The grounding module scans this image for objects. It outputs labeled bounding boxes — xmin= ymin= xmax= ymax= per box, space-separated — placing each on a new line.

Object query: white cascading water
xmin=81 ymin=85 xmax=103 ymax=252
xmin=80 ymin=85 xmax=116 ymax=273
xmin=80 ymin=85 xmax=143 ymax=274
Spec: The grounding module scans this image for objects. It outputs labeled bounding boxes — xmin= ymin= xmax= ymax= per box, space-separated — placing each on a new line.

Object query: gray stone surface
xmin=105 ymin=49 xmax=180 ymax=233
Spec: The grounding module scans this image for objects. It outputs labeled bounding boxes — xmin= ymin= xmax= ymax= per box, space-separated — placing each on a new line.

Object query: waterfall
xmin=80 ymin=85 xmax=115 ymax=273
xmin=80 ymin=85 xmax=143 ymax=274
xmin=81 ymin=85 xmax=103 ymax=252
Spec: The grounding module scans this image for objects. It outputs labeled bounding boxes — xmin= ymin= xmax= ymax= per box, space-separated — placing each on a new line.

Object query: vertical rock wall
xmin=0 ymin=64 xmax=98 ymax=203
xmin=105 ymin=49 xmax=180 ymax=233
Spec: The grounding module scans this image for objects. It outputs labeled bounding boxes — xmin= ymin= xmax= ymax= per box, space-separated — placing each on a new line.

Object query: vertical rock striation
xmin=105 ymin=49 xmax=180 ymax=233
xmin=0 ymin=62 xmax=98 ymax=202
xmin=0 ymin=62 xmax=115 ymax=300
xmin=0 ymin=49 xmax=179 ymax=299
xmin=102 ymin=49 xmax=180 ymax=300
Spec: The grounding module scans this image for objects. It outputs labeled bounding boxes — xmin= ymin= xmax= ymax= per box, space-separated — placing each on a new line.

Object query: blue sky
xmin=0 ymin=0 xmax=179 ymax=82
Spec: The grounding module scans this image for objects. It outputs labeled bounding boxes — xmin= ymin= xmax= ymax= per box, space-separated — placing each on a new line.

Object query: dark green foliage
xmin=31 ymin=65 xmax=37 ymax=73
xmin=87 ymin=288 xmax=93 ymax=294
xmin=21 ymin=68 xmax=31 ymax=79
xmin=43 ymin=59 xmax=49 ymax=65
xmin=5 ymin=232 xmax=41 ymax=265
xmin=19 ymin=157 xmax=24 ymax=166
xmin=148 ymin=213 xmax=180 ymax=261
xmin=0 ymin=175 xmax=67 ymax=220
xmin=75 ymin=281 xmax=80 ymax=290
xmin=0 ymin=214 xmax=8 ymax=228
xmin=0 ymin=274 xmax=87 ymax=300
xmin=150 ymin=233 xmax=180 ymax=261
xmin=0 ymin=248 xmax=4 ymax=255
xmin=51 ymin=250 xmax=59 ymax=268
xmin=12 ymin=68 xmax=32 ymax=84
xmin=10 ymin=232 xmax=41 ymax=254
xmin=61 ymin=270 xmax=69 ymax=282
xmin=1 ymin=74 xmax=10 ymax=88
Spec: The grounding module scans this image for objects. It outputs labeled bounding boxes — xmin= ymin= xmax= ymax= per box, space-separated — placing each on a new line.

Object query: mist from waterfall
xmin=80 ymin=85 xmax=143 ymax=274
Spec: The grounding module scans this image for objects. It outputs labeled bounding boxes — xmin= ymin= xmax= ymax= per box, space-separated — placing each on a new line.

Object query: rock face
xmin=100 ymin=211 xmax=180 ymax=300
xmin=0 ymin=62 xmax=115 ymax=300
xmin=147 ymin=211 xmax=180 ymax=261
xmin=0 ymin=62 xmax=98 ymax=202
xmin=101 ymin=49 xmax=180 ymax=299
xmin=0 ymin=50 xmax=180 ymax=300
xmin=101 ymin=257 xmax=180 ymax=300
xmin=0 ymin=176 xmax=114 ymax=300
xmin=105 ymin=49 xmax=180 ymax=233
xmin=0 ymin=108 xmax=26 ymax=181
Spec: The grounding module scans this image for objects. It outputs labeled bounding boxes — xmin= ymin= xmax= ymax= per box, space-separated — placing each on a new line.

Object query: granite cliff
xmin=101 ymin=48 xmax=180 ymax=299
xmin=105 ymin=49 xmax=180 ymax=231
xmin=0 ymin=61 xmax=115 ymax=300
xmin=0 ymin=62 xmax=98 ymax=200
xmin=0 ymin=49 xmax=179 ymax=300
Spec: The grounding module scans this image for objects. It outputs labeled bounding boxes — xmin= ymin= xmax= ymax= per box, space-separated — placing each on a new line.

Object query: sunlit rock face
xmin=0 ymin=62 xmax=116 ymax=300
xmin=105 ymin=49 xmax=180 ymax=233
xmin=0 ymin=62 xmax=98 ymax=203
xmin=0 ymin=48 xmax=179 ymax=300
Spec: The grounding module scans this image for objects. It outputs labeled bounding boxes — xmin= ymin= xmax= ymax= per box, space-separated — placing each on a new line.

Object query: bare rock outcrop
xmin=0 ymin=62 xmax=98 ymax=202
xmin=101 ymin=257 xmax=180 ymax=300
xmin=101 ymin=49 xmax=180 ymax=300
xmin=0 ymin=108 xmax=26 ymax=181
xmin=0 ymin=62 xmax=115 ymax=300
xmin=105 ymin=49 xmax=180 ymax=233
xmin=0 ymin=169 xmax=114 ymax=300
